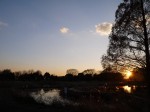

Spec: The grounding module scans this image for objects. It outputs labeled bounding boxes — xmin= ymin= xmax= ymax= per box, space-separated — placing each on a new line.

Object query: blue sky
xmin=0 ymin=0 xmax=121 ymax=75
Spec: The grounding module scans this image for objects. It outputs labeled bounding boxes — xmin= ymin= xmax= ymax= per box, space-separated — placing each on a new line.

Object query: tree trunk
xmin=140 ymin=0 xmax=150 ymax=110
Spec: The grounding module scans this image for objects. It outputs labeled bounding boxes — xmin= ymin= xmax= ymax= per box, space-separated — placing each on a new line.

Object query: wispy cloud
xmin=0 ymin=21 xmax=8 ymax=30
xmin=60 ymin=27 xmax=69 ymax=34
xmin=95 ymin=22 xmax=112 ymax=36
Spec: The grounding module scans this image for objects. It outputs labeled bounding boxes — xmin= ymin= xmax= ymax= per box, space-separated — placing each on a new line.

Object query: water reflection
xmin=123 ymin=86 xmax=132 ymax=93
xmin=30 ymin=85 xmax=145 ymax=106
xmin=30 ymin=89 xmax=70 ymax=105
xmin=117 ymin=85 xmax=138 ymax=93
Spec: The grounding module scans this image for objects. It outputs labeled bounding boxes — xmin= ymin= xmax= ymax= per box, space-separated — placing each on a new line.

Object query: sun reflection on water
xmin=123 ymin=86 xmax=132 ymax=93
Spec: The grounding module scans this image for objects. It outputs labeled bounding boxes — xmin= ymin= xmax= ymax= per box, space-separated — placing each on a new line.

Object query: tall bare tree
xmin=102 ymin=0 xmax=150 ymax=76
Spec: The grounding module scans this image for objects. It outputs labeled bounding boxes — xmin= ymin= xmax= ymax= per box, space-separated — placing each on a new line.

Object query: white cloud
xmin=0 ymin=21 xmax=8 ymax=30
xmin=60 ymin=27 xmax=69 ymax=34
xmin=95 ymin=22 xmax=112 ymax=36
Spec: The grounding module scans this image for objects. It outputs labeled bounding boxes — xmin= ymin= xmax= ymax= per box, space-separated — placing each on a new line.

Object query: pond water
xmin=30 ymin=89 xmax=71 ymax=105
xmin=30 ymin=85 xmax=146 ymax=106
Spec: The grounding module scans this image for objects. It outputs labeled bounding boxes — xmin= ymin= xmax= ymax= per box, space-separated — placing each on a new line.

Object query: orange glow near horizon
xmin=124 ymin=71 xmax=132 ymax=79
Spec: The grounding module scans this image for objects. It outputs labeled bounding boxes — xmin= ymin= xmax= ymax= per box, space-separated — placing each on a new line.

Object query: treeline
xmin=0 ymin=69 xmax=124 ymax=82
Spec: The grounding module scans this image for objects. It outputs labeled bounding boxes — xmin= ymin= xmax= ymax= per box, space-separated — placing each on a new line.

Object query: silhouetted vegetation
xmin=101 ymin=0 xmax=150 ymax=80
xmin=101 ymin=0 xmax=150 ymax=109
xmin=0 ymin=69 xmax=15 ymax=81
xmin=0 ymin=68 xmax=145 ymax=82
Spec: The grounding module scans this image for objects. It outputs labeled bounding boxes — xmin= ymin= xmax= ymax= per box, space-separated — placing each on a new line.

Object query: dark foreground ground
xmin=0 ymin=81 xmax=149 ymax=112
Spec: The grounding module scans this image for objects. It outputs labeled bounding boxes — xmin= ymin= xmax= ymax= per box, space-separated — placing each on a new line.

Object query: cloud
xmin=0 ymin=21 xmax=8 ymax=30
xmin=95 ymin=22 xmax=112 ymax=36
xmin=60 ymin=27 xmax=69 ymax=34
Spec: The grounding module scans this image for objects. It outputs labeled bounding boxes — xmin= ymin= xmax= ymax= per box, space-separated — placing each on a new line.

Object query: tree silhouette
xmin=102 ymin=0 xmax=150 ymax=76
xmin=44 ymin=72 xmax=51 ymax=80
xmin=77 ymin=72 xmax=85 ymax=80
xmin=101 ymin=1 xmax=150 ymax=108
xmin=31 ymin=70 xmax=43 ymax=81
xmin=0 ymin=69 xmax=15 ymax=81
xmin=99 ymin=70 xmax=123 ymax=82
xmin=65 ymin=73 xmax=74 ymax=81
xmin=66 ymin=69 xmax=78 ymax=76
xmin=83 ymin=69 xmax=96 ymax=75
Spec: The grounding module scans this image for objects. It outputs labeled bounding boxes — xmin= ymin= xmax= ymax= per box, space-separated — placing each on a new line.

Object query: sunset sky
xmin=0 ymin=0 xmax=121 ymax=75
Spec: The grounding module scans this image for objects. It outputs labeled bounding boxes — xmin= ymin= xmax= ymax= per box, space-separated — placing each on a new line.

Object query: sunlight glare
xmin=123 ymin=86 xmax=132 ymax=93
xmin=124 ymin=71 xmax=132 ymax=79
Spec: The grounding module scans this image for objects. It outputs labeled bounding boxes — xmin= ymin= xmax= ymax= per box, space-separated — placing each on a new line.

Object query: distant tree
xmin=32 ymin=70 xmax=43 ymax=81
xmin=16 ymin=70 xmax=43 ymax=81
xmin=66 ymin=69 xmax=78 ymax=76
xmin=0 ymin=69 xmax=15 ymax=81
xmin=14 ymin=71 xmax=22 ymax=80
xmin=77 ymin=72 xmax=85 ymax=80
xmin=83 ymin=69 xmax=96 ymax=75
xmin=65 ymin=73 xmax=74 ymax=81
xmin=84 ymin=74 xmax=93 ymax=81
xmin=50 ymin=74 xmax=58 ymax=80
xmin=93 ymin=74 xmax=101 ymax=80
xmin=100 ymin=71 xmax=123 ymax=82
xmin=44 ymin=72 xmax=51 ymax=80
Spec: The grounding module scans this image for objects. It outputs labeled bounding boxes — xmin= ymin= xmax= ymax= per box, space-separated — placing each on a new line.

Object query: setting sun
xmin=124 ymin=71 xmax=132 ymax=79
